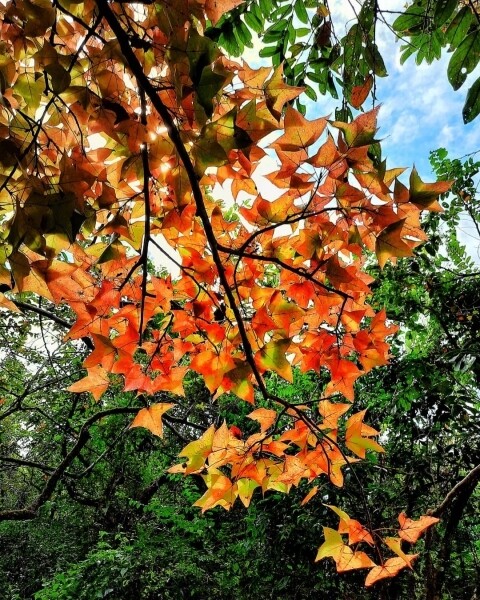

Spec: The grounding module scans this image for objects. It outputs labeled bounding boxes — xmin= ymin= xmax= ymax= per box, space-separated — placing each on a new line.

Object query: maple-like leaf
xmin=345 ymin=410 xmax=384 ymax=459
xmin=66 ymin=366 xmax=110 ymax=402
xmin=169 ymin=425 xmax=216 ymax=475
xmin=237 ymin=478 xmax=260 ymax=508
xmin=194 ymin=468 xmax=236 ymax=512
xmin=271 ymin=106 xmax=327 ymax=151
xmin=365 ymin=556 xmax=418 ymax=587
xmin=333 ymin=106 xmax=381 ymax=148
xmin=247 ymin=408 xmax=277 ymax=432
xmin=316 ymin=527 xmax=375 ymax=572
xmin=255 ymin=338 xmax=293 ymax=382
xmin=375 ymin=219 xmax=415 ymax=269
xmin=409 ymin=167 xmax=452 ymax=211
xmin=324 ymin=359 xmax=362 ymax=402
xmin=318 ymin=400 xmax=351 ymax=430
xmin=384 ymin=537 xmax=419 ymax=567
xmin=315 ymin=527 xmax=346 ymax=562
xmin=398 ymin=512 xmax=440 ymax=543
xmin=129 ymin=403 xmax=175 ymax=438
xmin=265 ymin=64 xmax=304 ymax=120
xmin=326 ymin=505 xmax=375 ymax=546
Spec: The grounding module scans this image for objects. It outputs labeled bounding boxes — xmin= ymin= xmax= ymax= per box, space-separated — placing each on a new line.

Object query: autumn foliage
xmin=0 ymin=0 xmax=448 ymax=586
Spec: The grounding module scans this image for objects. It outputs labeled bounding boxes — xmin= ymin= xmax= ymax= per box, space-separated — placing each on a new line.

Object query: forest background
xmin=0 ymin=0 xmax=479 ymax=599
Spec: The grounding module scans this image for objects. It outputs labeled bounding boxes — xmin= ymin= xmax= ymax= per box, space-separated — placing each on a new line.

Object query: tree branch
xmin=13 ymin=300 xmax=94 ymax=350
xmin=429 ymin=463 xmax=480 ymax=517
xmin=0 ymin=407 xmax=138 ymax=522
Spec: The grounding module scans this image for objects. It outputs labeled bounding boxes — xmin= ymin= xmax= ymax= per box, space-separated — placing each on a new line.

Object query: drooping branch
xmin=0 ymin=407 xmax=138 ymax=522
xmin=429 ymin=463 xmax=480 ymax=518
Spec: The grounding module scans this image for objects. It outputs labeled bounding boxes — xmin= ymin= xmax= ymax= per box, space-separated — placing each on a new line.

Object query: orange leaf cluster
xmin=315 ymin=507 xmax=439 ymax=587
xmin=0 ymin=0 xmax=448 ymax=586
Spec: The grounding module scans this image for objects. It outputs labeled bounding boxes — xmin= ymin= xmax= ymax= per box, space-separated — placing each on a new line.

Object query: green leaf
xmin=259 ymin=0 xmax=273 ymax=17
xmin=234 ymin=20 xmax=253 ymax=47
xmin=364 ymin=41 xmax=387 ymax=77
xmin=304 ymin=84 xmax=317 ymax=101
xmin=433 ymin=0 xmax=458 ymax=28
xmin=196 ymin=68 xmax=228 ymax=117
xmin=271 ymin=4 xmax=292 ymax=21
xmin=447 ymin=30 xmax=480 ymax=90
xmin=463 ymin=76 xmax=480 ymax=123
xmin=392 ymin=6 xmax=427 ymax=34
xmin=445 ymin=7 xmax=474 ymax=48
xmin=263 ymin=20 xmax=288 ymax=43
xmin=294 ymin=0 xmax=309 ymax=24
xmin=218 ymin=27 xmax=240 ymax=56
xmin=259 ymin=45 xmax=279 ymax=58
xmin=13 ymin=73 xmax=44 ymax=114
xmin=255 ymin=339 xmax=293 ymax=382
xmin=244 ymin=11 xmax=263 ymax=33
xmin=296 ymin=28 xmax=311 ymax=38
xmin=358 ymin=0 xmax=375 ymax=31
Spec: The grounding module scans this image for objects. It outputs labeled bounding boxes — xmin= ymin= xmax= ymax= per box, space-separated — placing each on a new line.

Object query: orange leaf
xmin=271 ymin=105 xmax=327 ymax=151
xmin=318 ymin=400 xmax=351 ymax=430
xmin=205 ymin=0 xmax=246 ymax=25
xmin=129 ymin=403 xmax=175 ymax=438
xmin=66 ymin=366 xmax=110 ymax=402
xmin=316 ymin=527 xmax=375 ymax=572
xmin=324 ymin=359 xmax=362 ymax=402
xmin=384 ymin=537 xmax=418 ymax=567
xmin=375 ymin=219 xmax=415 ymax=269
xmin=350 ymin=74 xmax=373 ymax=109
xmin=345 ymin=410 xmax=384 ymax=459
xmin=247 ymin=408 xmax=277 ymax=432
xmin=409 ymin=167 xmax=452 ymax=211
xmin=333 ymin=106 xmax=380 ymax=148
xmin=398 ymin=512 xmax=440 ymax=543
xmin=365 ymin=556 xmax=417 ymax=587
xmin=337 ymin=548 xmax=376 ymax=572
xmin=301 ymin=485 xmax=318 ymax=506
xmin=265 ymin=64 xmax=304 ymax=120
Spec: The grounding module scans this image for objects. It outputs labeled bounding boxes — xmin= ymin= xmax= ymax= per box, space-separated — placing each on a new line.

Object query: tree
xmin=208 ymin=0 xmax=480 ymax=122
xmin=0 ymin=0 xmax=465 ymax=590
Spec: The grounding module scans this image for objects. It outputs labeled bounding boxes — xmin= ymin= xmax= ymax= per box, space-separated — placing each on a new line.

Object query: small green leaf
xmin=463 ymin=76 xmax=480 ymax=123
xmin=358 ymin=0 xmax=375 ymax=31
xmin=244 ymin=11 xmax=263 ymax=33
xmin=259 ymin=45 xmax=279 ymax=58
xmin=294 ymin=0 xmax=309 ymax=24
xmin=259 ymin=0 xmax=273 ymax=17
xmin=234 ymin=20 xmax=253 ymax=47
xmin=392 ymin=6 xmax=426 ymax=34
xmin=304 ymin=84 xmax=317 ymax=101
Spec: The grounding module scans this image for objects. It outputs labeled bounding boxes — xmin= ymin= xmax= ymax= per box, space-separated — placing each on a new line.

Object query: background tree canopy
xmin=0 ymin=0 xmax=479 ymax=598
